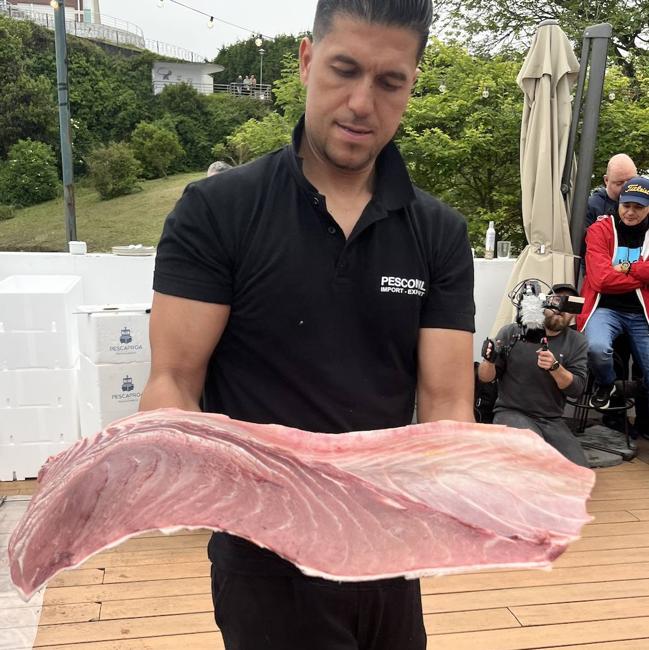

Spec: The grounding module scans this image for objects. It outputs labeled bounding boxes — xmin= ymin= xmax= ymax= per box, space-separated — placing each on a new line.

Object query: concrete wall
xmin=0 ymin=252 xmax=515 ymax=361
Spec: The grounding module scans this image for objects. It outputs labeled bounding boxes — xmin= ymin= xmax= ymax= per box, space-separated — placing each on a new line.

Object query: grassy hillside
xmin=0 ymin=172 xmax=202 ymax=252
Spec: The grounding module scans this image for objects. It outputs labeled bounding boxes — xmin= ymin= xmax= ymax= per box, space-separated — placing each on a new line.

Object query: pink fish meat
xmin=8 ymin=409 xmax=595 ymax=600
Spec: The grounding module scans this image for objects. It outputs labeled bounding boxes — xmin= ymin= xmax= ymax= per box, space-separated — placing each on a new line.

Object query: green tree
xmin=87 ymin=142 xmax=142 ymax=200
xmin=398 ymin=40 xmax=526 ymax=250
xmin=439 ymin=0 xmax=649 ymax=76
xmin=214 ymin=34 xmax=304 ymax=91
xmin=0 ymin=139 xmax=60 ymax=207
xmin=217 ymin=112 xmax=293 ymax=165
xmin=131 ymin=121 xmax=184 ymax=179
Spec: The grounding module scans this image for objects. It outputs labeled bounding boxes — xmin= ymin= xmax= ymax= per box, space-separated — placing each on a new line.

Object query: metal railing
xmin=153 ymin=80 xmax=272 ymax=100
xmin=1 ymin=6 xmax=205 ymax=62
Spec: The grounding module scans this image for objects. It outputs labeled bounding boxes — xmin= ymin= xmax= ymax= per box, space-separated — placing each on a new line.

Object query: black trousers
xmin=210 ymin=567 xmax=427 ymax=650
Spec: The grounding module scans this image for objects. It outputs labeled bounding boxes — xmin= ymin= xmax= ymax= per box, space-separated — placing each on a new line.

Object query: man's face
xmin=544 ymin=293 xmax=574 ymax=332
xmin=299 ymin=15 xmax=419 ymax=174
xmin=619 ymin=201 xmax=649 ymax=227
xmin=605 ymin=164 xmax=637 ymax=201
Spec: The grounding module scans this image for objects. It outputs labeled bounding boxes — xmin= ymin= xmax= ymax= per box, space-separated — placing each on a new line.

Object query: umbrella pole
xmin=568 ymin=23 xmax=612 ymax=279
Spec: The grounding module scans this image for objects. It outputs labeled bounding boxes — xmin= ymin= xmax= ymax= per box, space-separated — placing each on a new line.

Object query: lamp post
xmin=254 ymin=35 xmax=265 ymax=99
xmin=51 ymin=0 xmax=77 ymax=243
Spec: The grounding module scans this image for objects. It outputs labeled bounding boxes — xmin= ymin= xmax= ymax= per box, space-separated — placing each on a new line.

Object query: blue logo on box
xmin=120 ymin=327 xmax=133 ymax=344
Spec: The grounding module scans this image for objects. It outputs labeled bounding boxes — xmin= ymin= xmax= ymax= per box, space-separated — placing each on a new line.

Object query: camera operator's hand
xmin=481 ymin=337 xmax=500 ymax=363
xmin=536 ymin=347 xmax=558 ymax=371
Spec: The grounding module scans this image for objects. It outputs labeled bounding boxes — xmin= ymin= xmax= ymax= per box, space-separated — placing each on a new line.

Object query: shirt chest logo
xmin=380 ymin=276 xmax=426 ymax=297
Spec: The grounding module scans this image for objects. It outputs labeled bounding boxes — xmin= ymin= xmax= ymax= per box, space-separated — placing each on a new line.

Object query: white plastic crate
xmin=77 ymin=304 xmax=151 ymax=364
xmin=0 ymin=368 xmax=79 ymax=446
xmin=78 ymin=354 xmax=150 ymax=438
xmin=0 ymin=442 xmax=71 ymax=481
xmin=0 ymin=275 xmax=82 ymax=370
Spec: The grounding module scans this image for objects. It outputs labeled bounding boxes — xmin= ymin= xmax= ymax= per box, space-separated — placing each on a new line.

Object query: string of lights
xmin=156 ymin=0 xmax=273 ymax=40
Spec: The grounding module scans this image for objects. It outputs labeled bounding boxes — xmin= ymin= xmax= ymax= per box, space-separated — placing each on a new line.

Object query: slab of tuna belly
xmin=8 ymin=409 xmax=595 ymax=600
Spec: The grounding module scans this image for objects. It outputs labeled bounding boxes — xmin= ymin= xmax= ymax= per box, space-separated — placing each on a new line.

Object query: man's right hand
xmin=481 ymin=337 xmax=498 ymax=363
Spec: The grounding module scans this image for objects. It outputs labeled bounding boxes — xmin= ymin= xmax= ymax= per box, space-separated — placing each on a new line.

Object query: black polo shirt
xmin=154 ymin=117 xmax=474 ymax=576
xmin=154 ymin=117 xmax=474 ymax=434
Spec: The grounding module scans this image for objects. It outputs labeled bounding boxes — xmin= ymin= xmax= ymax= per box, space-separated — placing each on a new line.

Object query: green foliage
xmin=0 ymin=205 xmax=16 ymax=221
xmin=592 ymin=64 xmax=649 ymax=176
xmin=218 ymin=112 xmax=293 ymax=165
xmin=272 ymin=55 xmax=306 ymax=123
xmin=204 ymin=93 xmax=271 ymax=145
xmin=439 ymin=0 xmax=649 ymax=73
xmin=87 ymin=142 xmax=142 ymax=200
xmin=130 ymin=121 xmax=184 ymax=179
xmin=398 ymin=40 xmax=526 ymax=250
xmin=214 ymin=34 xmax=304 ymax=90
xmin=0 ymin=139 xmax=60 ymax=207
xmin=0 ymin=15 xmax=154 ymax=167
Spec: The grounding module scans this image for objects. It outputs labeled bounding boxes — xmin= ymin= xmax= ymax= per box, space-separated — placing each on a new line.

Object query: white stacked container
xmin=0 ymin=275 xmax=82 ymax=480
xmin=76 ymin=304 xmax=151 ymax=438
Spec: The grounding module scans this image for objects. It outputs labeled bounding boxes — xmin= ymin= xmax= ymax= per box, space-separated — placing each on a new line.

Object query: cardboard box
xmin=77 ymin=304 xmax=151 ymax=364
xmin=0 ymin=275 xmax=82 ymax=370
xmin=78 ymin=355 xmax=150 ymax=438
xmin=0 ymin=368 xmax=79 ymax=445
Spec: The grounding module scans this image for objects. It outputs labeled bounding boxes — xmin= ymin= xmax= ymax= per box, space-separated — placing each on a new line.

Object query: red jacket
xmin=577 ymin=215 xmax=649 ymax=331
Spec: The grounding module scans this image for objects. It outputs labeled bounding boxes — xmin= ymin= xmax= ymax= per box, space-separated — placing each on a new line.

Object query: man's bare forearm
xmin=139 ymin=373 xmax=203 ymax=412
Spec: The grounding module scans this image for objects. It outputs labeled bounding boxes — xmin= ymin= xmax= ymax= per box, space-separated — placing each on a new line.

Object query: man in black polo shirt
xmin=140 ymin=1 xmax=475 ymax=648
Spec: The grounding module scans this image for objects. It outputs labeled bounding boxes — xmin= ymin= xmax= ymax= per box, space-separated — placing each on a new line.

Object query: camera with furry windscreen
xmin=481 ymin=279 xmax=585 ymax=362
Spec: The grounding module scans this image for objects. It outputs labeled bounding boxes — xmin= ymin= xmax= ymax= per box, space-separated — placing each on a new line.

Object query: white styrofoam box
xmin=0 ymin=368 xmax=80 ymax=445
xmin=0 ymin=442 xmax=72 ymax=481
xmin=77 ymin=304 xmax=151 ymax=364
xmin=78 ymin=354 xmax=150 ymax=438
xmin=0 ymin=274 xmax=83 ymax=370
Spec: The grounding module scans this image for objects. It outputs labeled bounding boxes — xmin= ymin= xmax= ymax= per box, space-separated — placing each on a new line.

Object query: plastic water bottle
xmin=484 ymin=221 xmax=496 ymax=259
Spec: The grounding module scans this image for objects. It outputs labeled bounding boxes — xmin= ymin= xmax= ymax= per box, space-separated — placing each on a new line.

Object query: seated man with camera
xmin=579 ymin=177 xmax=649 ymax=415
xmin=478 ymin=282 xmax=589 ymax=467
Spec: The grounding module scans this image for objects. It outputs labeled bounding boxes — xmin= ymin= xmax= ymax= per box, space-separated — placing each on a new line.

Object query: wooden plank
xmin=548 ymin=641 xmax=649 ymax=650
xmin=589 ymin=489 xmax=649 ymax=500
xmin=588 ymin=499 xmax=649 ymax=512
xmin=421 ymin=562 xmax=649 ymax=595
xmin=102 ymin=535 xmax=209 ymax=554
xmin=42 ymin=577 xmax=210 ymax=606
xmin=32 ymin=631 xmax=224 ymax=650
xmin=79 ymin=547 xmax=207 ymax=569
xmin=554 ymin=546 xmax=649 ymax=568
xmin=580 ymin=521 xmax=649 ymax=537
xmin=104 ymin=562 xmax=209 ymax=584
xmin=34 ymin=612 xmax=216 ymax=646
xmin=0 ymin=603 xmax=99 ymax=629
xmin=569 ymin=532 xmax=649 ymax=552
xmin=49 ymin=569 xmax=105 ymax=588
xmin=511 ymin=595 xmax=649 ymax=626
xmin=630 ymin=509 xmax=649 ymax=521
xmin=100 ymin=594 xmax=212 ymax=620
xmin=421 ymin=578 xmax=649 ymax=614
xmin=424 ymin=608 xmax=519 ymax=635
xmin=586 ymin=510 xmax=640 ymax=524
xmin=426 ymin=617 xmax=649 ymax=650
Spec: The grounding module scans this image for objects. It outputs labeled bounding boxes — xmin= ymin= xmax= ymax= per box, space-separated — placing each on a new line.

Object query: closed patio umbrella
xmin=491 ymin=20 xmax=580 ymax=334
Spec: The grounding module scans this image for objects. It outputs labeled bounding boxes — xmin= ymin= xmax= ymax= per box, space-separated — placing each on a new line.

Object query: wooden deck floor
xmin=3 ymin=441 xmax=649 ymax=649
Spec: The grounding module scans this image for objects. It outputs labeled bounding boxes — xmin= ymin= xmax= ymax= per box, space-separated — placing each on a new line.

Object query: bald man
xmin=586 ymin=154 xmax=638 ymax=228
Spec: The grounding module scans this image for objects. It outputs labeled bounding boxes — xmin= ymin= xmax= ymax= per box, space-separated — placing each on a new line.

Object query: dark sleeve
xmin=153 ymin=183 xmax=234 ymax=304
xmin=493 ymin=324 xmax=513 ymax=379
xmin=420 ymin=208 xmax=475 ymax=332
xmin=561 ymin=332 xmax=588 ymax=398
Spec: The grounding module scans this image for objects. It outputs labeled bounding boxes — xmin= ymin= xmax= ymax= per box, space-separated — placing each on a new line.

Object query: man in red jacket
xmin=578 ymin=176 xmax=649 ymax=410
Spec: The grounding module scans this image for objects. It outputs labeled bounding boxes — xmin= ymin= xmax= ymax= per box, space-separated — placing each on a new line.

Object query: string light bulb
xmin=208 ymin=16 xmax=214 ymax=28
xmin=157 ymin=0 xmax=164 ymax=8
xmin=255 ymin=35 xmax=263 ymax=47
xmin=50 ymin=0 xmax=59 ymax=8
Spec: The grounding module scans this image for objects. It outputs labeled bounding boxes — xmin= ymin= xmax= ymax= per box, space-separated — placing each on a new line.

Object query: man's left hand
xmin=536 ymin=348 xmax=557 ymax=370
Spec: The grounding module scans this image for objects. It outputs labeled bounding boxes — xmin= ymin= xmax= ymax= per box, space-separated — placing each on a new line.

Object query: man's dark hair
xmin=313 ymin=0 xmax=433 ymax=60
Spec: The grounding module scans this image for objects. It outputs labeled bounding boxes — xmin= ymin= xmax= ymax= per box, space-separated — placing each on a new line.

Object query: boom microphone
xmin=519 ymin=293 xmax=546 ymax=331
